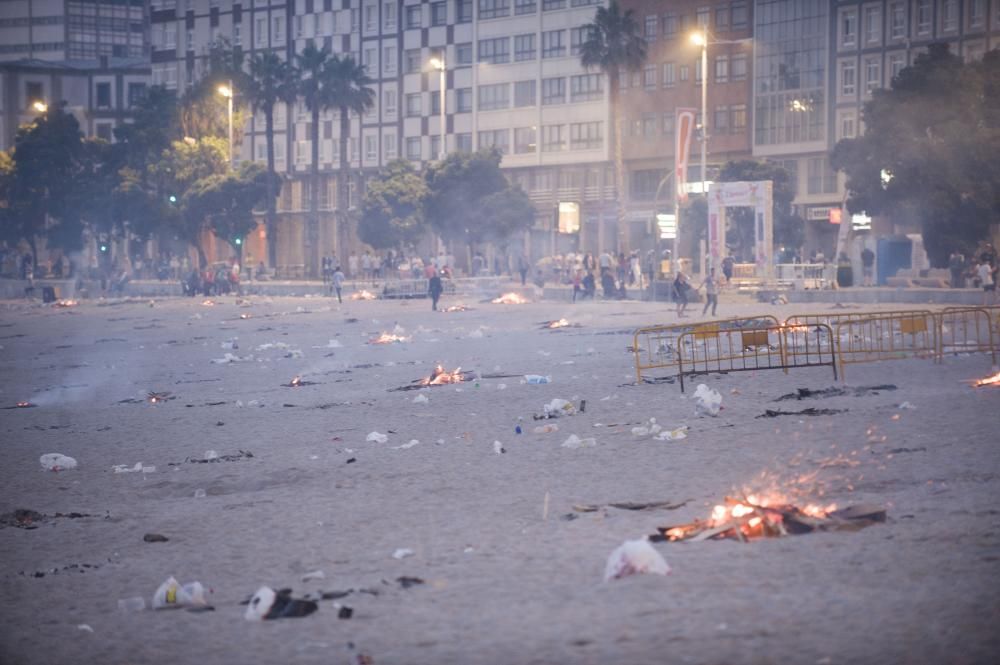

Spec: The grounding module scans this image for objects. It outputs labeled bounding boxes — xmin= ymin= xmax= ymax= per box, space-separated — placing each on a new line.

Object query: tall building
xmin=152 ymin=0 xmax=614 ymax=275
xmin=0 ymin=0 xmax=150 ymax=62
xmin=620 ymin=0 xmax=753 ymax=252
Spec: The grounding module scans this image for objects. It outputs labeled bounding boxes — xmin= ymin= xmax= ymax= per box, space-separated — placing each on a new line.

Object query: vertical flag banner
xmin=675 ymin=108 xmax=697 ymax=203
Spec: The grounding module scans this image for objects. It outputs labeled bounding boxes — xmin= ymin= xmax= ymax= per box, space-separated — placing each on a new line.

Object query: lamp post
xmin=690 ymin=31 xmax=709 ymax=203
xmin=429 ymin=57 xmax=446 ymax=160
xmin=218 ymin=82 xmax=234 ymax=166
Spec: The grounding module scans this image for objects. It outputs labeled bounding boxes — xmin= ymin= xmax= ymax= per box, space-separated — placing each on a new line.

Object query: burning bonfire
xmin=201 ymin=299 xmax=216 ymax=306
xmin=974 ymin=370 xmax=1000 ymax=387
xmin=654 ymin=493 xmax=885 ymax=543
xmin=420 ymin=365 xmax=465 ymax=386
xmin=282 ymin=376 xmax=318 ymax=387
xmin=351 ymin=290 xmax=377 ymax=301
xmin=239 ymin=313 xmax=252 ymax=319
xmin=8 ymin=401 xmax=37 ymax=409
xmin=491 ymin=292 xmax=529 ymax=305
xmin=368 ymin=332 xmax=411 ymax=344
xmin=53 ymin=300 xmax=79 ymax=307
xmin=541 ymin=318 xmax=578 ymax=330
xmin=443 ymin=305 xmax=471 ymax=312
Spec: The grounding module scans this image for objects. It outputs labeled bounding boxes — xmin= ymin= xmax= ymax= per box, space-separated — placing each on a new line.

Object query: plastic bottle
xmin=524 ymin=375 xmax=551 ymax=384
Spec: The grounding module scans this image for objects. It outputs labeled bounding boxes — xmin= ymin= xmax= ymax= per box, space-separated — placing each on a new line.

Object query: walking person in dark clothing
xmin=428 ymin=269 xmax=444 ymax=311
xmin=517 ymin=255 xmax=529 ymax=286
xmin=861 ymin=247 xmax=876 ymax=286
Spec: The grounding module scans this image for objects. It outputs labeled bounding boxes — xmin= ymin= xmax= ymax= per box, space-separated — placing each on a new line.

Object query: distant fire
xmin=443 ymin=305 xmax=470 ymax=312
xmin=491 ymin=292 xmax=529 ymax=305
xmin=369 ymin=332 xmax=411 ymax=344
xmin=419 ymin=365 xmax=465 ymax=386
xmin=239 ymin=313 xmax=251 ymax=319
xmin=974 ymin=370 xmax=1000 ymax=387
xmin=147 ymin=391 xmax=172 ymax=404
xmin=545 ymin=318 xmax=570 ymax=329
xmin=351 ymin=290 xmax=377 ymax=301
xmin=201 ymin=299 xmax=216 ymax=307
xmin=54 ymin=300 xmax=78 ymax=307
xmin=289 ymin=376 xmax=302 ymax=387
xmin=16 ymin=401 xmax=35 ymax=408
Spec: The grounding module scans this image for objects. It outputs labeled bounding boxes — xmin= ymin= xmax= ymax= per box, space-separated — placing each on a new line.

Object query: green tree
xmin=358 ymin=160 xmax=428 ymax=250
xmin=423 ymin=148 xmax=535 ymax=250
xmin=244 ymin=51 xmax=298 ymax=270
xmin=178 ymin=40 xmax=247 ymax=142
xmin=579 ymin=0 xmax=647 ymax=252
xmin=185 ymin=162 xmax=277 ymax=261
xmin=717 ymin=160 xmax=803 ymax=258
xmin=831 ymin=44 xmax=1000 ymax=266
xmin=114 ymin=86 xmax=180 ymax=172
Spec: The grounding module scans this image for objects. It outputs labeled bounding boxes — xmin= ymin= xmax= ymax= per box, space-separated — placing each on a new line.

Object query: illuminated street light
xmin=32 ymin=101 xmax=48 ymax=113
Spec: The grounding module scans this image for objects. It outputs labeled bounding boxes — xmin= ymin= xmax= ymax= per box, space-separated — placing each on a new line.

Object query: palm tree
xmin=244 ymin=51 xmax=297 ymax=271
xmin=579 ymin=0 xmax=646 ymax=254
xmin=324 ymin=54 xmax=375 ymax=262
xmin=296 ymin=43 xmax=334 ymax=278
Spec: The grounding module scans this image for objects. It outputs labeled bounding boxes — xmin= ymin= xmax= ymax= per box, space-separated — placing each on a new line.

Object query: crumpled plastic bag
xmin=152 ymin=576 xmax=211 ymax=609
xmin=561 ymin=434 xmax=596 ymax=449
xmin=542 ymin=398 xmax=576 ymax=418
xmin=654 ymin=426 xmax=688 ymax=441
xmin=604 ymin=539 xmax=671 ymax=581
xmin=693 ymin=384 xmax=722 ymax=417
xmin=40 ymin=453 xmax=77 ymax=471
xmin=631 ymin=417 xmax=662 ymax=437
xmin=366 ymin=431 xmax=388 ymax=443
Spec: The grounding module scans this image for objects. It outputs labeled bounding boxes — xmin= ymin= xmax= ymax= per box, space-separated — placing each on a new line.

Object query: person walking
xmin=332 ymin=265 xmax=345 ymax=303
xmin=722 ymin=255 xmax=735 ymax=284
xmin=699 ymin=268 xmax=719 ymax=317
xmin=862 ymin=246 xmax=876 ymax=287
xmin=977 ymin=259 xmax=996 ymax=306
xmin=572 ymin=269 xmax=583 ymax=303
xmin=517 ymin=255 xmax=528 ymax=286
xmin=428 ymin=269 xmax=444 ymax=311
xmin=673 ymin=271 xmax=690 ymax=318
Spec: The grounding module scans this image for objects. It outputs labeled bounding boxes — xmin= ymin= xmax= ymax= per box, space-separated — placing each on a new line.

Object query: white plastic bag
xmin=561 ymin=434 xmax=596 ymax=449
xmin=604 ymin=539 xmax=671 ymax=581
xmin=152 ymin=576 xmax=210 ymax=609
xmin=693 ymin=384 xmax=722 ymax=417
xmin=39 ymin=453 xmax=77 ymax=471
xmin=366 ymin=431 xmax=388 ymax=443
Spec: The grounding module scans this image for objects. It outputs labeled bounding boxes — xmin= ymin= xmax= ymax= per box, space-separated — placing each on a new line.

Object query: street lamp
xmin=690 ymin=31 xmax=710 ymax=203
xmin=218 ymin=82 xmax=234 ymax=166
xmin=32 ymin=101 xmax=48 ymax=113
xmin=429 ymin=56 xmax=446 ymax=160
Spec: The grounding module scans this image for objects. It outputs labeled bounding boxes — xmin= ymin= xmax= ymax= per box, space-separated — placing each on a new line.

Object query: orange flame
xmin=239 ymin=313 xmax=251 ymax=319
xmin=444 ymin=305 xmax=469 ymax=312
xmin=54 ymin=299 xmax=78 ymax=307
xmin=369 ymin=332 xmax=411 ymax=344
xmin=289 ymin=376 xmax=302 ymax=387
xmin=491 ymin=292 xmax=529 ymax=305
xmin=546 ymin=318 xmax=570 ymax=329
xmin=420 ymin=365 xmax=464 ymax=386
xmin=16 ymin=401 xmax=33 ymax=408
xmin=351 ymin=290 xmax=377 ymax=301
xmin=201 ymin=299 xmax=216 ymax=306
xmin=974 ymin=370 xmax=1000 ymax=387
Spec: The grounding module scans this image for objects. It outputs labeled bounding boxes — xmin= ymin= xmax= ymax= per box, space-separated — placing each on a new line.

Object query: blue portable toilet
xmin=876 ymin=236 xmax=912 ymax=285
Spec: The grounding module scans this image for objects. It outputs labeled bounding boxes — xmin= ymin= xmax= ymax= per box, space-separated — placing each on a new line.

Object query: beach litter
xmin=152 ymin=576 xmax=212 ymax=610
xmin=604 ymin=539 xmax=671 ymax=581
xmin=39 ymin=453 xmax=77 ymax=472
xmin=244 ymin=587 xmax=318 ymax=620
xmin=561 ymin=434 xmax=596 ymax=449
xmin=693 ymin=384 xmax=722 ymax=417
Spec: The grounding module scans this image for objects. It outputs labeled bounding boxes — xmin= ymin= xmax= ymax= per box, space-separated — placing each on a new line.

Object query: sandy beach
xmin=1 ymin=292 xmax=998 ymax=665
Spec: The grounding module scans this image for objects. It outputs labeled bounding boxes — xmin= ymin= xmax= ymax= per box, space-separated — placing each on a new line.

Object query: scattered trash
xmin=898 ymin=401 xmax=917 ymax=410
xmin=493 ymin=440 xmax=506 ymax=455
xmin=693 ymin=384 xmax=722 ymax=417
xmin=533 ymin=423 xmax=559 ymax=434
xmin=604 ymin=539 xmax=671 ymax=581
xmin=39 ymin=453 xmax=77 ymax=472
xmin=172 ymin=450 xmax=254 ymax=465
xmin=574 ymin=499 xmax=689 ymax=513
xmin=193 ymin=489 xmax=207 ymax=498
xmin=77 ymin=624 xmax=94 ymax=633
xmin=366 ymin=431 xmax=388 ymax=443
xmin=143 ymin=533 xmax=169 ymax=543
xmin=561 ymin=434 xmax=596 ymax=449
xmin=220 ymin=338 xmax=239 ymax=350
xmin=393 ymin=440 xmax=420 ymax=450
xmin=244 ymin=587 xmax=318 ymax=621
xmin=537 ymin=398 xmax=576 ymax=419
xmin=631 ymin=418 xmax=662 ymax=437
xmin=113 ymin=462 xmax=156 ymax=474
xmin=392 ymin=548 xmax=414 ymax=560
xmin=211 ymin=353 xmax=253 ymax=364
xmin=397 ymin=576 xmax=424 ymax=589
xmin=654 ymin=426 xmax=689 ymax=441
xmin=524 ymin=374 xmax=551 ymax=384
xmin=775 ymin=385 xmax=897 ymax=401
xmin=412 ymin=394 xmax=429 ymax=404
xmin=757 ymin=408 xmax=847 ymax=418
xmin=336 ymin=605 xmax=353 ymax=619
xmin=301 ymin=570 xmax=325 ymax=582
xmin=152 ymin=577 xmax=211 ymax=610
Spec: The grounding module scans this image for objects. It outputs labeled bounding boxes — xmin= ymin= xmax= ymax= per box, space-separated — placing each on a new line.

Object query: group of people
xmin=949 ymin=244 xmax=998 ymax=304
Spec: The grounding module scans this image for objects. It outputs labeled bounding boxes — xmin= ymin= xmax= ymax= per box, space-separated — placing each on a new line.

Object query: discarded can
xmin=524 ymin=375 xmax=551 ymax=384
xmin=515 ymin=425 xmax=522 ymax=434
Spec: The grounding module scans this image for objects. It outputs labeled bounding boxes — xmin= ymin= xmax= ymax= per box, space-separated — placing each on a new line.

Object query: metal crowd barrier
xmin=675 ymin=323 xmax=837 ymax=392
xmin=834 ymin=311 xmax=938 ymax=379
xmin=936 ymin=307 xmax=997 ymax=363
xmin=632 ymin=315 xmax=780 ymax=384
xmin=784 ymin=309 xmax=936 ymax=330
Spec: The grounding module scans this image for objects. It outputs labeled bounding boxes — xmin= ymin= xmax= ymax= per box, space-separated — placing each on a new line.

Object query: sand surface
xmin=1 ymin=292 xmax=998 ymax=665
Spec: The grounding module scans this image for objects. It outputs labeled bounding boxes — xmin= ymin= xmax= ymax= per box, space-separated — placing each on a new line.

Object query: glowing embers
xmin=147 ymin=391 xmax=174 ymax=404
xmin=491 ymin=292 xmax=529 ymax=305
xmin=654 ymin=494 xmax=885 ymax=543
xmin=974 ymin=370 xmax=1000 ymax=387
xmin=53 ymin=300 xmax=79 ymax=307
xmin=419 ymin=365 xmax=465 ymax=386
xmin=282 ymin=376 xmax=318 ymax=388
xmin=351 ymin=290 xmax=377 ymax=301
xmin=368 ymin=332 xmax=411 ymax=345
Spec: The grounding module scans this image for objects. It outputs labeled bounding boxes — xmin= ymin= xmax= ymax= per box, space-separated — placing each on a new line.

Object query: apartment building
xmin=620 ymin=0 xmax=753 ymax=251
xmin=150 ymin=0 xmax=614 ymax=274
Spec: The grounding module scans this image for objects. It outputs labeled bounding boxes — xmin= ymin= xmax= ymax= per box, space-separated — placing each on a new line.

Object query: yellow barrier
xmin=675 ymin=324 xmax=837 ymax=391
xmin=834 ymin=312 xmax=938 ymax=379
xmin=785 ymin=309 xmax=936 ymax=329
xmin=936 ymin=307 xmax=997 ymax=363
xmin=632 ymin=315 xmax=780 ymax=383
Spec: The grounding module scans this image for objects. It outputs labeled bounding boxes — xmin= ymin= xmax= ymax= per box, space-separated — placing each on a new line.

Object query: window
xmin=864 ymin=6 xmax=880 ymax=44
xmin=713 ymin=105 xmax=729 ymax=133
xmin=715 ymin=6 xmax=729 ymax=30
xmin=233 ymin=23 xmax=242 ymax=45
xmin=431 ymin=92 xmax=441 ymax=115
xmin=406 ymin=137 xmax=421 ymax=160
xmin=969 ymin=0 xmax=985 ymax=28
xmin=570 ymin=0 xmax=598 ymax=5
xmin=256 ymin=17 xmax=267 ymax=46
xmin=569 ymin=121 xmax=601 ymax=150
xmin=662 ymin=13 xmax=677 ymax=37
xmin=406 ymin=5 xmax=421 ymax=28
xmin=479 ymin=129 xmax=509 ymax=153
xmin=731 ymin=2 xmax=747 ymax=27
xmin=127 ymin=82 xmax=146 ymax=107
xmin=641 ymin=113 xmax=658 ymax=137
xmin=541 ymin=30 xmax=565 ymax=58
xmin=680 ymin=65 xmax=689 ymax=82
xmin=514 ymin=80 xmax=536 ymax=106
xmin=456 ymin=88 xmax=472 ymax=112
xmin=456 ymin=43 xmax=473 ymax=65
xmin=430 ymin=135 xmax=441 ymax=156
xmin=696 ymin=7 xmax=709 ymax=28
xmin=365 ymin=135 xmax=377 ymax=161
xmin=569 ymin=73 xmax=602 ymax=101
xmin=916 ymin=0 xmax=931 ymax=35
xmin=514 ymin=127 xmax=536 ymax=153
xmin=840 ymin=112 xmax=856 ymax=139
xmin=272 ymin=16 xmax=284 ymax=44
xmin=479 ymin=0 xmax=509 ymax=20
xmin=695 ymin=57 xmax=702 ymax=83
xmin=543 ymin=0 xmax=565 ymax=9
xmin=731 ymin=104 xmax=746 ymax=131
xmin=363 ymin=47 xmax=377 ymax=73
xmin=662 ymin=113 xmax=675 ymax=140
xmin=479 ymin=37 xmax=510 ymax=64
xmin=456 ymin=133 xmax=472 ymax=153
xmin=383 ymin=2 xmax=396 ymax=29
xmin=541 ymin=77 xmax=565 ymax=104
xmin=515 ymin=0 xmax=536 ymax=14
xmin=186 ymin=28 xmax=194 ymax=51
xmin=840 ymin=60 xmax=856 ymax=96
xmin=643 ymin=65 xmax=656 ymax=89
xmin=96 ymin=82 xmax=112 ymax=108
xmin=865 ymin=57 xmax=881 ymax=92
xmin=644 ymin=15 xmax=658 ymax=39
xmin=714 ymin=55 xmax=728 ymax=83
xmin=405 ymin=49 xmax=421 ymax=73
xmin=731 ymin=54 xmax=747 ymax=81
xmin=364 ymin=4 xmax=376 ymax=31
xmin=164 ymin=24 xmax=177 ymax=48
xmin=841 ymin=9 xmax=857 ymax=47
xmin=570 ymin=26 xmax=589 ymax=56
xmin=807 ymin=157 xmax=838 ymax=194
xmin=889 ymin=2 xmax=905 ymax=39
xmin=630 ymin=169 xmax=666 ymax=201
xmin=514 ymin=34 xmax=536 ymax=61
xmin=431 ymin=1 xmax=447 ymax=25
xmin=457 ymin=0 xmax=473 ymax=23
xmin=541 ymin=124 xmax=565 ymax=151
xmin=888 ymin=53 xmax=906 ymax=80
xmin=662 ymin=62 xmax=676 ymax=87
xmin=478 ymin=83 xmax=510 ymax=111
xmin=383 ymin=90 xmax=397 ymax=117
xmin=941 ymin=0 xmax=958 ymax=31
xmin=383 ymin=46 xmax=396 ymax=75
xmin=405 ymin=93 xmax=422 ymax=117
